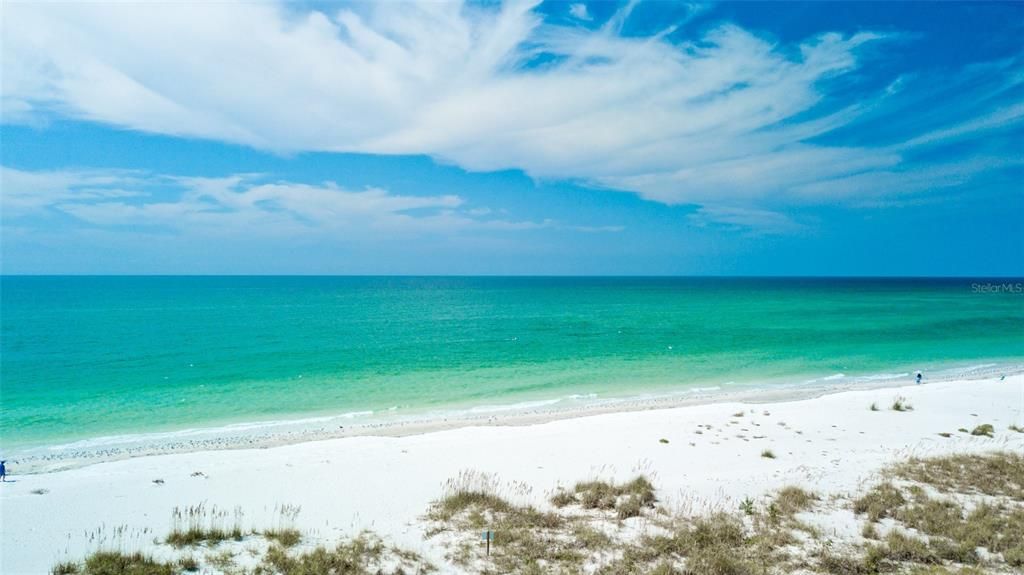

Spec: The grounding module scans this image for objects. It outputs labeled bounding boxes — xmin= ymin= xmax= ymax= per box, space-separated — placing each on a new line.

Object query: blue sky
xmin=1 ymin=0 xmax=1022 ymax=275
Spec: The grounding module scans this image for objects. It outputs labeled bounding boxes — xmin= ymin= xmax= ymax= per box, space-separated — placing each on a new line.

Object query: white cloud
xmin=688 ymin=206 xmax=805 ymax=235
xmin=1 ymin=166 xmax=619 ymax=237
xmin=2 ymin=0 xmax=1021 ymax=232
xmin=569 ymin=3 xmax=592 ymax=21
xmin=0 ymin=166 xmax=147 ymax=217
xmin=789 ymin=155 xmax=1024 ymax=200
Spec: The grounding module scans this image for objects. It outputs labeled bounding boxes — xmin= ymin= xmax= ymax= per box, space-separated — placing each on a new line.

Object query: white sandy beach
xmin=2 ymin=376 xmax=1023 ymax=574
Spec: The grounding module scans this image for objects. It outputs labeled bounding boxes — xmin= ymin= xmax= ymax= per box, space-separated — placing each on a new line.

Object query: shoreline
xmin=1 ymin=374 xmax=1022 ymax=574
xmin=8 ymin=360 xmax=1022 ymax=475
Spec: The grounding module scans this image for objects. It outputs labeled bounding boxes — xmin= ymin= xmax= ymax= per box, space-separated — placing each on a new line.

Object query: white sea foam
xmin=44 ymin=411 xmax=372 ymax=452
xmin=467 ymin=398 xmax=563 ymax=414
xmin=858 ymin=372 xmax=909 ymax=381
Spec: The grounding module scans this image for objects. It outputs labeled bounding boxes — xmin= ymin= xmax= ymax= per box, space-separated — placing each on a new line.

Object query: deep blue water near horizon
xmin=2 ymin=276 xmax=1023 ymax=453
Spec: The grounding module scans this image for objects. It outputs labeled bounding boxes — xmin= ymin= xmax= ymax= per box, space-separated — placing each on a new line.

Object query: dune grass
xmin=53 ymin=533 xmax=433 ymax=575
xmin=50 ymin=551 xmax=176 ymax=575
xmin=49 ymin=562 xmax=80 ymax=575
xmin=891 ymin=396 xmax=912 ymax=412
xmin=262 ymin=528 xmax=301 ymax=548
xmin=854 ymin=481 xmax=906 ymax=522
xmin=254 ymin=532 xmax=433 ymax=575
xmin=892 ymin=451 xmax=1024 ymax=499
xmin=165 ymin=504 xmax=244 ymax=547
xmin=52 ymin=452 xmax=1024 ymax=575
xmin=176 ymin=556 xmax=198 ymax=572
xmin=773 ymin=485 xmax=818 ymax=516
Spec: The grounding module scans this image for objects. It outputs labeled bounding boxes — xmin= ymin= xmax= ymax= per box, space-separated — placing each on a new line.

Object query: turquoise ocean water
xmin=2 ymin=276 xmax=1022 ymax=457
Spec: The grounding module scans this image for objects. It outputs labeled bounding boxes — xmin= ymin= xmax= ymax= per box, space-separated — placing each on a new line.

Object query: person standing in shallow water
xmin=916 ymin=372 xmax=923 ymax=385
xmin=0 ymin=460 xmax=6 ymax=482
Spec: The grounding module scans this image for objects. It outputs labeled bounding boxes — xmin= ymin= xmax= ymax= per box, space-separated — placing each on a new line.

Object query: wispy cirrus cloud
xmin=688 ymin=206 xmax=805 ymax=236
xmin=2 ymin=1 xmax=1022 ymax=234
xmin=0 ymin=166 xmax=149 ymax=217
xmin=2 ymin=166 xmax=610 ymax=237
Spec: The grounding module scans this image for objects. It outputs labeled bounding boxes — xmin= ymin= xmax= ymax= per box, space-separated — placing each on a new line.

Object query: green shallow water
xmin=2 ymin=276 xmax=1022 ymax=452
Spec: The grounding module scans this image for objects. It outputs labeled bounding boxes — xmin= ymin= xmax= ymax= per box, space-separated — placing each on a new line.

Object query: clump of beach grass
xmin=49 ymin=561 xmax=80 ymax=575
xmin=618 ymin=508 xmax=799 ymax=575
xmin=429 ymin=472 xmax=579 ymax=571
xmin=427 ymin=470 xmax=514 ymax=525
xmin=255 ymin=531 xmax=433 ymax=575
xmin=970 ymin=423 xmax=994 ymax=437
xmin=870 ymin=402 xmax=879 ymax=411
xmin=773 ymin=486 xmax=818 ymax=516
xmin=854 ymin=482 xmax=906 ymax=522
xmin=262 ymin=503 xmax=302 ymax=547
xmin=54 ymin=551 xmax=175 ymax=575
xmin=761 ymin=449 xmax=776 ymax=459
xmin=263 ymin=528 xmax=301 ymax=547
xmin=205 ymin=549 xmax=237 ymax=571
xmin=166 ymin=504 xmax=244 ymax=547
xmin=550 ymin=475 xmax=657 ymax=520
xmin=891 ymin=396 xmax=912 ymax=411
xmin=1009 ymin=424 xmax=1024 ymax=433
xmin=177 ymin=555 xmax=199 ymax=572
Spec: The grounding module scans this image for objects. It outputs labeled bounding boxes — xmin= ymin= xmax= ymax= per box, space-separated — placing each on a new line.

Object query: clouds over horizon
xmin=2 ymin=165 xmax=614 ymax=239
xmin=4 ymin=0 xmax=1022 ymax=226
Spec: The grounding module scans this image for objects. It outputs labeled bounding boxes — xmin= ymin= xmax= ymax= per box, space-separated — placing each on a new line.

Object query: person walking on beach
xmin=0 ymin=460 xmax=6 ymax=482
xmin=916 ymin=372 xmax=923 ymax=385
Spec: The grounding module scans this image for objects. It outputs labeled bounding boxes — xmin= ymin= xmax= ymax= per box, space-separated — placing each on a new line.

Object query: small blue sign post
xmin=482 ymin=530 xmax=494 ymax=556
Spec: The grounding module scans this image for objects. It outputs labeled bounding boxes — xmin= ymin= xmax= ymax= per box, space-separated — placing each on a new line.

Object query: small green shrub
xmin=970 ymin=424 xmax=994 ymax=437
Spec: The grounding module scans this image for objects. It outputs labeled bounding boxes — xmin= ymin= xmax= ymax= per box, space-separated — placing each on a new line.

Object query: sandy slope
xmin=1 ymin=376 xmax=1022 ymax=574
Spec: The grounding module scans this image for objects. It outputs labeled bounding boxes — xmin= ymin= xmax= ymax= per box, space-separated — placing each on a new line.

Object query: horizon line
xmin=2 ymin=274 xmax=1023 ymax=280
